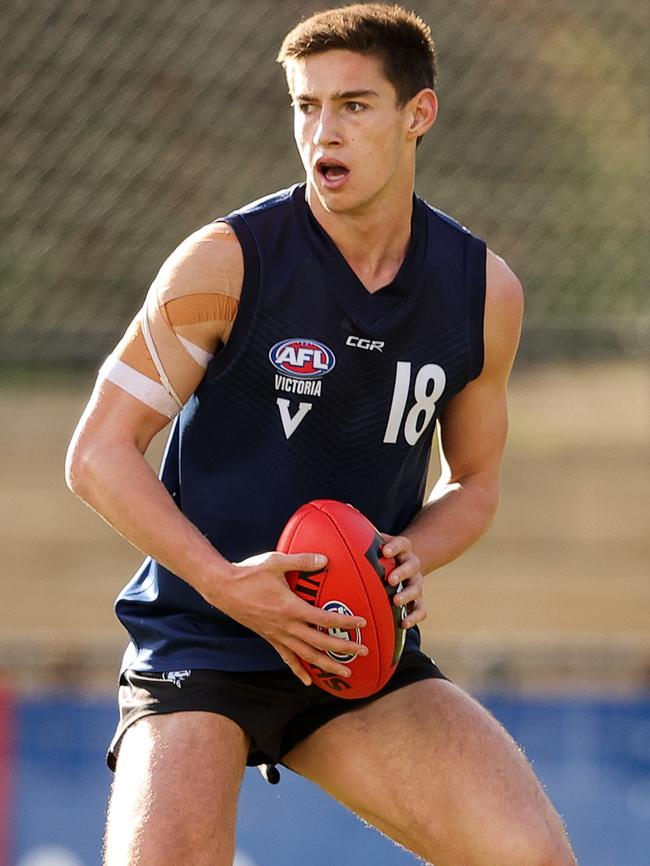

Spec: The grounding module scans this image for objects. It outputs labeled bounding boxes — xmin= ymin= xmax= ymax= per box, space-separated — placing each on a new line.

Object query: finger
xmin=388 ymin=558 xmax=421 ymax=584
xmin=270 ymin=641 xmax=312 ymax=686
xmin=288 ymin=638 xmax=356 ymax=680
xmin=283 ymin=613 xmax=368 ymax=658
xmin=299 ymin=625 xmax=369 ymax=658
xmin=306 ymin=605 xmax=367 ymax=632
xmin=402 ymin=600 xmax=428 ymax=628
xmin=393 ymin=577 xmax=423 ymax=606
xmin=382 ymin=535 xmax=411 ymax=559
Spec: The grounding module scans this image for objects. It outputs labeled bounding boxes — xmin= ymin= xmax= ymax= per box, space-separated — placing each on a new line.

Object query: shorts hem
xmin=107 ymin=650 xmax=448 ymax=773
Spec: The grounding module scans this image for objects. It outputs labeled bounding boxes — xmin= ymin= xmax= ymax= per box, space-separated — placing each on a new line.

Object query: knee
xmin=458 ymin=812 xmax=576 ymax=866
xmin=529 ymin=847 xmax=577 ymax=866
xmin=514 ymin=825 xmax=577 ymax=866
xmin=417 ymin=819 xmax=576 ymax=866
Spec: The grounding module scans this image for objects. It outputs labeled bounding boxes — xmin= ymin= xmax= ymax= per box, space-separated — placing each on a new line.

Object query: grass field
xmin=1 ymin=361 xmax=648 ymax=692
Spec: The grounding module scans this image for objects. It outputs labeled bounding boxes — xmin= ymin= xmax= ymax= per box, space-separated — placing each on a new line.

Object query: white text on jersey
xmin=346 ymin=336 xmax=384 ymax=352
xmin=275 ymin=375 xmax=322 ymax=396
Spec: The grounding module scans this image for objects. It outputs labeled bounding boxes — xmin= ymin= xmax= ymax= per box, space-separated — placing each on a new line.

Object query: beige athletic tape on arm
xmin=142 ymin=286 xmax=205 ymax=409
xmin=101 ymin=223 xmax=241 ymax=414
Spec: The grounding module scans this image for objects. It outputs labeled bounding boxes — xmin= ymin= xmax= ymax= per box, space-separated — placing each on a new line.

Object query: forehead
xmin=285 ymin=49 xmax=395 ymax=99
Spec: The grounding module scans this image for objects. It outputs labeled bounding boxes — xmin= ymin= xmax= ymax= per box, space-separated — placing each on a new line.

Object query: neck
xmin=305 ymin=183 xmax=415 ymax=294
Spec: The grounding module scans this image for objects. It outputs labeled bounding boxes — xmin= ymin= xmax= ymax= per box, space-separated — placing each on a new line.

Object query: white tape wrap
xmin=100 ymin=355 xmax=181 ymax=419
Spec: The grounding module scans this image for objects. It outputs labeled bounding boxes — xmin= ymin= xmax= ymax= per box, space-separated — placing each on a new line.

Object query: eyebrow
xmin=293 ymin=89 xmax=379 ymax=102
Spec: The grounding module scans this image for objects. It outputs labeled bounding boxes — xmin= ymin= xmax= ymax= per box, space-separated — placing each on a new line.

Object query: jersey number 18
xmin=383 ymin=362 xmax=446 ymax=446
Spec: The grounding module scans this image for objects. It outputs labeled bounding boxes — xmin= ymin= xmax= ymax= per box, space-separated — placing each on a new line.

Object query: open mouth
xmin=316 ymin=159 xmax=350 ymax=187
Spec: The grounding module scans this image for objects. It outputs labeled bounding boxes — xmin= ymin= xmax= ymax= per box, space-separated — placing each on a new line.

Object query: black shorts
xmin=108 ymin=650 xmax=447 ymax=772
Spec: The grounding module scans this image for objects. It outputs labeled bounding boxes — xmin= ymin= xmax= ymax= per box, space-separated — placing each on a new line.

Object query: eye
xmin=345 ymin=101 xmax=367 ymax=113
xmin=294 ymin=101 xmax=317 ymax=115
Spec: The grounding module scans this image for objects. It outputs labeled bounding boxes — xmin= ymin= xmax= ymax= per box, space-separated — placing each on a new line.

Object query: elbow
xmin=455 ymin=475 xmax=500 ymax=537
xmin=64 ymin=434 xmax=98 ymax=503
xmin=64 ymin=440 xmax=85 ymax=498
xmin=481 ymin=484 xmax=501 ymax=532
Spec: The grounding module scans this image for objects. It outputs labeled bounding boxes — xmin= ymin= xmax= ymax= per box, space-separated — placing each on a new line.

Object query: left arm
xmin=385 ymin=249 xmax=524 ymax=627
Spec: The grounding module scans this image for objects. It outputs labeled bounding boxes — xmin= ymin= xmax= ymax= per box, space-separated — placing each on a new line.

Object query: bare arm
xmin=65 ymin=222 xmax=243 ymax=591
xmin=401 ymin=249 xmax=524 ymax=574
xmin=65 ymin=223 xmax=367 ymax=685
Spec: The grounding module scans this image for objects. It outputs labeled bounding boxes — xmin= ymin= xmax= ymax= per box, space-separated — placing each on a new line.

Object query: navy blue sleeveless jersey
xmin=116 ymin=184 xmax=486 ymax=673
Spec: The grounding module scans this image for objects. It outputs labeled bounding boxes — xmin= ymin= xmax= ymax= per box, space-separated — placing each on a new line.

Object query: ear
xmin=406 ymin=89 xmax=438 ymax=141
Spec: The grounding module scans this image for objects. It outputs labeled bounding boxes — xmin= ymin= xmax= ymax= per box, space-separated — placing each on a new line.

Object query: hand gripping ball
xmin=277 ymin=499 xmax=407 ymax=698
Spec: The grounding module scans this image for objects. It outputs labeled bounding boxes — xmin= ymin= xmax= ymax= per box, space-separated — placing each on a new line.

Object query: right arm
xmin=65 ymin=223 xmax=366 ymax=684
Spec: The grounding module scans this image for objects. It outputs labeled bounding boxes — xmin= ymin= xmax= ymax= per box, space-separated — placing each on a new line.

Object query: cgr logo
xmin=346 ymin=335 xmax=385 ymax=352
xmin=269 ymin=338 xmax=336 ymax=379
xmin=321 ymin=600 xmax=361 ymax=663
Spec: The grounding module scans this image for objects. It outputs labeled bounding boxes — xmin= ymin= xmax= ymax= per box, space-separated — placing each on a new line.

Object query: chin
xmin=314 ymin=186 xmax=370 ymax=216
xmin=317 ymin=193 xmax=349 ymax=214
xmin=309 ymin=184 xmax=342 ymax=212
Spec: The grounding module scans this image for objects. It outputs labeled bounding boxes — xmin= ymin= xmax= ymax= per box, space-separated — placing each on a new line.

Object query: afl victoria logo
xmin=269 ymin=338 xmax=336 ymax=379
xmin=322 ymin=600 xmax=361 ymax=663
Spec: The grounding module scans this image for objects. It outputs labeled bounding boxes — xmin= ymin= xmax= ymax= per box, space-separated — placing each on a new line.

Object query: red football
xmin=277 ymin=499 xmax=406 ymax=699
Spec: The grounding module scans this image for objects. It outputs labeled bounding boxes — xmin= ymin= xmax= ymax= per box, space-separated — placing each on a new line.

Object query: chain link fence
xmin=1 ymin=0 xmax=647 ymax=365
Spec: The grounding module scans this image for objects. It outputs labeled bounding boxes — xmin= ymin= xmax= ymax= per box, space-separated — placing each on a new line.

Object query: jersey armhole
xmin=467 ymin=237 xmax=487 ymax=381
xmin=200 ymin=215 xmax=261 ymax=382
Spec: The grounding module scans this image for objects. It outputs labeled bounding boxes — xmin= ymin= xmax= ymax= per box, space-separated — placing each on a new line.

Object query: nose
xmin=313 ymin=105 xmax=342 ymax=147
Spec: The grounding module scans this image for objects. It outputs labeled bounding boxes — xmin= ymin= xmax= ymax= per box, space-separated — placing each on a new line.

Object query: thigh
xmin=284 ymin=679 xmax=575 ymax=866
xmin=105 ymin=711 xmax=249 ymax=866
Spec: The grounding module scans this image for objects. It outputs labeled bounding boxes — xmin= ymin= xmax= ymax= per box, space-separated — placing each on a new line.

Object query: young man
xmin=66 ymin=5 xmax=576 ymax=865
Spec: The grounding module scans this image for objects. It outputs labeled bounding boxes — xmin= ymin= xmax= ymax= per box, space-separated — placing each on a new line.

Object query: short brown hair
xmin=277 ymin=4 xmax=436 ymax=106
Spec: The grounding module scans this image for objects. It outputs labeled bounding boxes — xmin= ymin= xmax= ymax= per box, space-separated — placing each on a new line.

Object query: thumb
xmin=280 ymin=552 xmax=327 ymax=573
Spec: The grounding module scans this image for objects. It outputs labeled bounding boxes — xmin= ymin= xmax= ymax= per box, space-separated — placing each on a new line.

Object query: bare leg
xmin=285 ymin=680 xmax=576 ymax=866
xmin=104 ymin=711 xmax=249 ymax=866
